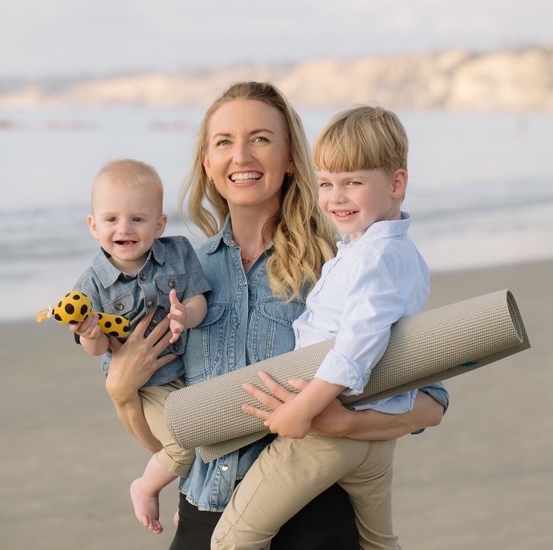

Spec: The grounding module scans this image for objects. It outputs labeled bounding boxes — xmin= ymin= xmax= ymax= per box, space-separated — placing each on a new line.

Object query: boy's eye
xmin=319 ymin=182 xmax=332 ymax=188
xmin=347 ymin=181 xmax=362 ymax=186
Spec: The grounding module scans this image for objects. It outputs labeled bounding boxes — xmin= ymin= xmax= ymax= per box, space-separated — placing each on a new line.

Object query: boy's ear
xmin=391 ymin=169 xmax=408 ymax=198
xmin=87 ymin=215 xmax=99 ymax=240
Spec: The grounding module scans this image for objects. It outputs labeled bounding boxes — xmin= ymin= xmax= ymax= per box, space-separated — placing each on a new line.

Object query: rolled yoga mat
xmin=165 ymin=289 xmax=530 ymax=462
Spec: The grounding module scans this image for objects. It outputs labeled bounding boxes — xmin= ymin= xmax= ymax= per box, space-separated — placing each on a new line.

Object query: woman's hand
xmin=105 ymin=310 xmax=176 ymax=405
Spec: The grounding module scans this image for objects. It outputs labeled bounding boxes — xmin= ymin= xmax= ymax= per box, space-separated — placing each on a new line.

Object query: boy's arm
xmin=243 ymin=372 xmax=444 ymax=441
xmin=262 ymin=377 xmax=346 ymax=439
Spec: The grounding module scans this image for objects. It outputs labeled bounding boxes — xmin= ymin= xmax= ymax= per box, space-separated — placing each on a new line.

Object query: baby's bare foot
xmin=130 ymin=478 xmax=163 ymax=534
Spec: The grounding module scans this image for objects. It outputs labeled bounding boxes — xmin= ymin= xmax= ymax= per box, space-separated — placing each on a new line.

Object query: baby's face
xmin=88 ymin=177 xmax=166 ymax=273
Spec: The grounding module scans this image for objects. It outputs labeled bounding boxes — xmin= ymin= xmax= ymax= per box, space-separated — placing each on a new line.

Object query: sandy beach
xmin=1 ymin=259 xmax=551 ymax=550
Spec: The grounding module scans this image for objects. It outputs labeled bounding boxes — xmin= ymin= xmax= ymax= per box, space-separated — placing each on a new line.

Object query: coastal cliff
xmin=1 ymin=46 xmax=552 ymax=111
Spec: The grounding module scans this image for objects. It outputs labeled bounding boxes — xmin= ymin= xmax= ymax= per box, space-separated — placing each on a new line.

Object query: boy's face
xmin=88 ymin=176 xmax=167 ymax=273
xmin=317 ymin=168 xmax=407 ymax=240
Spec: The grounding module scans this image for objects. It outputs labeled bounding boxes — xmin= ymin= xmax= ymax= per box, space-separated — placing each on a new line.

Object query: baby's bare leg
xmin=130 ymin=453 xmax=177 ymax=535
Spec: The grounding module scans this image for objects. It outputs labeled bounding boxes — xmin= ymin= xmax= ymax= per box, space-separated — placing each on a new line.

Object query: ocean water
xmin=1 ymin=107 xmax=552 ymax=322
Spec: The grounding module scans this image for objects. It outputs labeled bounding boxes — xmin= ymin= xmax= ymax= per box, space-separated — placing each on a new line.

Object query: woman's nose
xmin=233 ymin=141 xmax=253 ymax=164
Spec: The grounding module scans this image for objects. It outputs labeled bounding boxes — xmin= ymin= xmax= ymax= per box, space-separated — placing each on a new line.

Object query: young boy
xmin=212 ymin=106 xmax=427 ymax=549
xmin=71 ymin=159 xmax=210 ymax=535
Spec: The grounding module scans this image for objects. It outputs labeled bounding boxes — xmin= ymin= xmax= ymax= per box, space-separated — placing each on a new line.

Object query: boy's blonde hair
xmin=92 ymin=159 xmax=164 ymax=214
xmin=313 ymin=105 xmax=408 ymax=175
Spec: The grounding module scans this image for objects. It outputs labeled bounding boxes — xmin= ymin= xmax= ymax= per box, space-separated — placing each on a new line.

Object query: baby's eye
xmin=106 ymin=216 xmax=117 ymax=222
xmin=132 ymin=217 xmax=143 ymax=222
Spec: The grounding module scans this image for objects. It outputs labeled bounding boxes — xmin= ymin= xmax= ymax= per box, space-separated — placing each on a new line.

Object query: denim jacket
xmin=74 ymin=236 xmax=210 ymax=386
xmin=180 ymin=217 xmax=449 ymax=511
xmin=180 ymin=218 xmax=306 ymax=511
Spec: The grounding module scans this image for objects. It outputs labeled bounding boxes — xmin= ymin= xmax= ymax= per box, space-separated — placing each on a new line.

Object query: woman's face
xmin=202 ymin=99 xmax=293 ymax=215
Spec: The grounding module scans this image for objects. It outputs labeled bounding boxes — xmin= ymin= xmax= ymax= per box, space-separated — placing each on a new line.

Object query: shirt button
xmin=115 ymin=302 xmax=124 ymax=311
xmin=221 ymin=464 xmax=229 ymax=472
xmin=139 ymin=273 xmax=146 ymax=281
xmin=169 ymin=280 xmax=176 ymax=288
xmin=147 ymin=300 xmax=154 ymax=308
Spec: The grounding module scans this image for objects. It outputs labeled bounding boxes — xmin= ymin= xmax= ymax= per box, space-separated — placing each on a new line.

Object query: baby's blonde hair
xmin=313 ymin=105 xmax=408 ymax=175
xmin=92 ymin=159 xmax=164 ymax=214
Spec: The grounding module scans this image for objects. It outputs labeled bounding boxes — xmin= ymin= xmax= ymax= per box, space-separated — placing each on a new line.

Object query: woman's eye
xmin=216 ymin=139 xmax=230 ymax=147
xmin=253 ymin=136 xmax=269 ymax=143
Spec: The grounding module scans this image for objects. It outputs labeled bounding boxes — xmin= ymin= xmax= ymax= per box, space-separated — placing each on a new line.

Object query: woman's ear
xmin=202 ymin=154 xmax=212 ymax=182
xmin=391 ymin=169 xmax=408 ymax=199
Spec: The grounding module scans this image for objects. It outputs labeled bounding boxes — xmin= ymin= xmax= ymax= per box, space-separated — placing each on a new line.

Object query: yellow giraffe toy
xmin=37 ymin=290 xmax=130 ymax=338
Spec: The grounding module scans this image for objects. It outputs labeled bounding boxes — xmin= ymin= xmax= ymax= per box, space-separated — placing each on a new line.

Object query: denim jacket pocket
xmin=251 ymin=298 xmax=305 ymax=362
xmin=102 ymin=292 xmax=135 ymax=318
xmin=183 ymin=304 xmax=227 ymax=384
xmin=154 ymin=274 xmax=188 ymax=301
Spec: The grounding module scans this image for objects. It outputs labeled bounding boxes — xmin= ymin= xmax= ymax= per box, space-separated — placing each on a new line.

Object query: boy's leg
xmin=339 ymin=439 xmax=401 ymax=550
xmin=211 ymin=433 xmax=373 ymax=550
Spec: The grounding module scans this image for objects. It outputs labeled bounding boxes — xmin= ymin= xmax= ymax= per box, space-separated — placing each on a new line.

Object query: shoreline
xmin=1 ymin=258 xmax=551 ymax=549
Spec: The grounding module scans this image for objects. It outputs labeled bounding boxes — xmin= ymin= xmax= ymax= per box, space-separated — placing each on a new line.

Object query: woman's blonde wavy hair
xmin=179 ymin=81 xmax=337 ymax=300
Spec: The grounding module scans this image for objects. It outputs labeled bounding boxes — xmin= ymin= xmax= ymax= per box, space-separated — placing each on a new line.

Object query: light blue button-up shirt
xmin=294 ymin=212 xmax=428 ymax=414
xmin=179 ymin=216 xmax=448 ymax=511
xmin=74 ymin=235 xmax=210 ymax=386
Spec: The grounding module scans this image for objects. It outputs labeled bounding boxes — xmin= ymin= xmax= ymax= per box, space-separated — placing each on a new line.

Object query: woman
xmin=106 ymin=81 xmax=448 ymax=549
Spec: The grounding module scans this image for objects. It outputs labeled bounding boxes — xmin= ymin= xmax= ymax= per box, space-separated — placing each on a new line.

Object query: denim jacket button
xmin=147 ymin=300 xmax=154 ymax=308
xmin=139 ymin=273 xmax=146 ymax=281
xmin=221 ymin=464 xmax=229 ymax=472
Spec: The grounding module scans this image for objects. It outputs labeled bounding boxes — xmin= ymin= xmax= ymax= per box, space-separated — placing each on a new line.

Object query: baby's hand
xmin=69 ymin=314 xmax=102 ymax=340
xmin=168 ymin=289 xmax=187 ymax=344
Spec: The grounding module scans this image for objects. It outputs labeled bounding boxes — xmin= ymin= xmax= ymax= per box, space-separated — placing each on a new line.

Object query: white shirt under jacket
xmin=293 ymin=212 xmax=429 ymax=414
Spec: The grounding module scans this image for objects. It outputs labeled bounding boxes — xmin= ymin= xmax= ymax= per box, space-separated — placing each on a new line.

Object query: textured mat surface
xmin=165 ymin=289 xmax=530 ymax=462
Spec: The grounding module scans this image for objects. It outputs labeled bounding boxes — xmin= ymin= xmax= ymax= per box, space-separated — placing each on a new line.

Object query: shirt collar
xmin=91 ymin=239 xmax=165 ymax=288
xmin=338 ymin=211 xmax=411 ymax=250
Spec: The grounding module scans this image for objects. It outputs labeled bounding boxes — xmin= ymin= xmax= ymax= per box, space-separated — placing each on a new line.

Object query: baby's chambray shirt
xmin=74 ymin=235 xmax=210 ymax=386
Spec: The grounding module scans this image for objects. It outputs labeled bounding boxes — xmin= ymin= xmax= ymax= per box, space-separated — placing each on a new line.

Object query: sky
xmin=1 ymin=0 xmax=552 ymax=80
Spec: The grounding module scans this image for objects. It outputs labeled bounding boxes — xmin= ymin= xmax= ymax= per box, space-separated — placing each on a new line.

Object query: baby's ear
xmin=156 ymin=213 xmax=168 ymax=236
xmin=87 ymin=215 xmax=99 ymax=239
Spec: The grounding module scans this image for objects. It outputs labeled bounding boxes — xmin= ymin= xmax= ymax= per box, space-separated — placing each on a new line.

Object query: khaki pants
xmin=212 ymin=433 xmax=400 ymax=550
xmin=139 ymin=380 xmax=195 ymax=477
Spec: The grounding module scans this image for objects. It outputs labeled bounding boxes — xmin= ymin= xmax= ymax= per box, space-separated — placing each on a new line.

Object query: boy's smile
xmin=317 ymin=168 xmax=407 ymax=240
